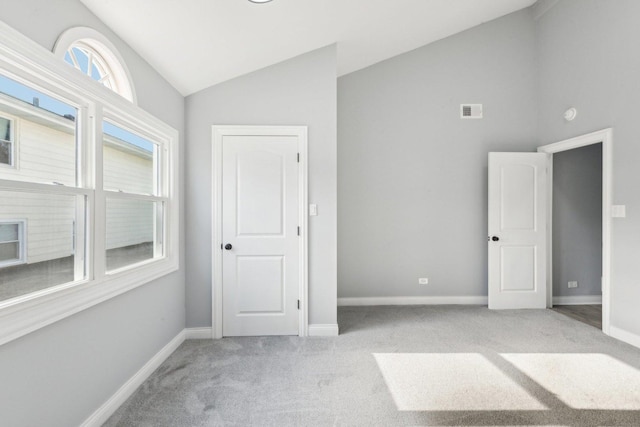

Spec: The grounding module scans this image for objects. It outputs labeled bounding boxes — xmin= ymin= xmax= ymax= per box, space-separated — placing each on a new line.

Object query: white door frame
xmin=537 ymin=128 xmax=612 ymax=334
xmin=211 ymin=125 xmax=309 ymax=339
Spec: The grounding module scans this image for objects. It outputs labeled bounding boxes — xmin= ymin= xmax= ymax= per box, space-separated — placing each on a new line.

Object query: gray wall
xmin=185 ymin=45 xmax=337 ymax=327
xmin=552 ymin=144 xmax=602 ymax=297
xmin=537 ymin=0 xmax=640 ymax=335
xmin=337 ymin=9 xmax=538 ymax=299
xmin=0 ymin=1 xmax=185 ymax=426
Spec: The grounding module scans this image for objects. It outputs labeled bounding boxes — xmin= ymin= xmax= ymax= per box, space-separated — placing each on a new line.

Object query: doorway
xmin=538 ymin=128 xmax=612 ymax=334
xmin=212 ymin=126 xmax=309 ymax=338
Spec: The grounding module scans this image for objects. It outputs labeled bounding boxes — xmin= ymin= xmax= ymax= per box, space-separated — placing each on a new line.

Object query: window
xmin=65 ymin=43 xmax=118 ymax=92
xmin=0 ymin=115 xmax=13 ymax=166
xmin=0 ymin=220 xmax=25 ymax=268
xmin=102 ymin=121 xmax=165 ymax=272
xmin=0 ymin=23 xmax=178 ymax=346
xmin=54 ymin=27 xmax=136 ymax=103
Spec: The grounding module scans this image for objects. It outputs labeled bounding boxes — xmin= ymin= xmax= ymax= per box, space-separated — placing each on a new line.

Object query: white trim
xmin=81 ymin=330 xmax=186 ymax=427
xmin=308 ymin=324 xmax=339 ymax=337
xmin=0 ymin=262 xmax=178 ymax=346
xmin=211 ymin=125 xmax=309 ymax=338
xmin=609 ymin=326 xmax=640 ymax=350
xmin=338 ymin=296 xmax=489 ymax=306
xmin=185 ymin=327 xmax=213 ymax=340
xmin=0 ymin=20 xmax=180 ymax=346
xmin=552 ymin=295 xmax=602 ymax=305
xmin=538 ymin=128 xmax=613 ymax=335
xmin=53 ymin=27 xmax=137 ymax=104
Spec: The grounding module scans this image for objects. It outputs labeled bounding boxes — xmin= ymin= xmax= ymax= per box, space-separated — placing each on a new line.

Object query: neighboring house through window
xmin=0 ymin=220 xmax=26 ymax=268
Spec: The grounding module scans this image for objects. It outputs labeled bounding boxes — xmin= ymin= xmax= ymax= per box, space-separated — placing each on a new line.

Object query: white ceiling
xmin=80 ymin=0 xmax=537 ymax=96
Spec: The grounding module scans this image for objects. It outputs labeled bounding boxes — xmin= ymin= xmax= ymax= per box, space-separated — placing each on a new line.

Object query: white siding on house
xmin=0 ymin=190 xmax=75 ymax=264
xmin=104 ymin=141 xmax=154 ymax=195
xmin=0 ymin=112 xmax=76 ymax=187
xmin=105 ymin=198 xmax=154 ymax=250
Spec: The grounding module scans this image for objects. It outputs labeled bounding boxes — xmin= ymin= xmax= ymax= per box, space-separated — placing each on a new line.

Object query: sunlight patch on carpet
xmin=374 ymin=353 xmax=546 ymax=411
xmin=502 ymin=353 xmax=640 ymax=410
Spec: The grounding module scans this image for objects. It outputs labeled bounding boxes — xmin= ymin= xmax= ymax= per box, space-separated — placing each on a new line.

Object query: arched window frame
xmin=53 ymin=27 xmax=137 ymax=104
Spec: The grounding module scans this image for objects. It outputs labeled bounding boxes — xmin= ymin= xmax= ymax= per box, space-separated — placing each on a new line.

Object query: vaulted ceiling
xmin=81 ymin=0 xmax=537 ymax=96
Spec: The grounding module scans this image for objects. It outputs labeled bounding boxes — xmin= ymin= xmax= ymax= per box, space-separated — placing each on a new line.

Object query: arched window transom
xmin=65 ymin=42 xmax=116 ymax=90
xmin=54 ymin=27 xmax=137 ymax=103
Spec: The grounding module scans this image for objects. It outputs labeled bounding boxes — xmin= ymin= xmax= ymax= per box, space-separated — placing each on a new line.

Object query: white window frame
xmin=53 ymin=27 xmax=137 ymax=104
xmin=100 ymin=110 xmax=170 ymax=275
xmin=0 ymin=219 xmax=26 ymax=268
xmin=0 ymin=112 xmax=15 ymax=167
xmin=0 ymin=21 xmax=179 ymax=346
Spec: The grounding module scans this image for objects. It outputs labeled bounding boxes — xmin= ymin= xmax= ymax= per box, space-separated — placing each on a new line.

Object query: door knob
xmin=491 ymin=236 xmax=499 ymax=242
xmin=224 ymin=243 xmax=233 ymax=250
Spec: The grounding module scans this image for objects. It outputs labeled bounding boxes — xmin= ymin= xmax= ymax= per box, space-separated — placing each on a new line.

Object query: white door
xmin=488 ymin=153 xmax=548 ymax=309
xmin=222 ymin=135 xmax=300 ymax=336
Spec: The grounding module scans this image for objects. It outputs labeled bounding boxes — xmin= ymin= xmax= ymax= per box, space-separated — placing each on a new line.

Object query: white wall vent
xmin=460 ymin=104 xmax=483 ymax=119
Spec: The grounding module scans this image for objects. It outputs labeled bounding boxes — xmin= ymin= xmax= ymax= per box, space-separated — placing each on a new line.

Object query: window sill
xmin=0 ymin=256 xmax=178 ymax=346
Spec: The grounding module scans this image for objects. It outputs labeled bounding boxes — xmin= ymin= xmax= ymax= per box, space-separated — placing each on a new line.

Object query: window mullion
xmin=74 ymin=105 xmax=92 ymax=282
xmin=93 ymin=106 xmax=106 ymax=280
xmin=102 ymin=191 xmax=166 ymax=203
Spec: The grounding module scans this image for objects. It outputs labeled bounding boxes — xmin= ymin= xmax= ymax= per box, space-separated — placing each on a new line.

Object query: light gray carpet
xmin=104 ymin=306 xmax=640 ymax=426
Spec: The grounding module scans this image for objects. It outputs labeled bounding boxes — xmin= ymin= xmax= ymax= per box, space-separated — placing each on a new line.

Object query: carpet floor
xmin=105 ymin=306 xmax=640 ymax=426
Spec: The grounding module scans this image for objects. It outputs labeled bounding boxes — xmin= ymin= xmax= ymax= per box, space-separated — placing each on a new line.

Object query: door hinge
xmin=297 ymin=153 xmax=300 ymax=163
xmin=297 ymin=226 xmax=300 ymax=236
xmin=297 ymin=300 xmax=300 ymax=310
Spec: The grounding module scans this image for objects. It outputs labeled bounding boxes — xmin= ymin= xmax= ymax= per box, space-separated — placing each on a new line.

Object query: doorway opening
xmin=549 ymin=143 xmax=602 ymax=329
xmin=538 ymin=128 xmax=612 ymax=334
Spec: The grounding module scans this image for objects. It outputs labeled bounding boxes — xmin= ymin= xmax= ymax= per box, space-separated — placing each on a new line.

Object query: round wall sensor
xmin=564 ymin=107 xmax=577 ymax=121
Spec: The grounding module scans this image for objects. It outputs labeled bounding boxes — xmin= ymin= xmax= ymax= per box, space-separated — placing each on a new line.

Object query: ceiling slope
xmin=81 ymin=0 xmax=536 ymax=95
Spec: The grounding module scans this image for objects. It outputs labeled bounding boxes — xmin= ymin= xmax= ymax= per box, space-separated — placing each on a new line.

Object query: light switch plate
xmin=612 ymin=205 xmax=626 ymax=218
xmin=309 ymin=204 xmax=318 ymax=216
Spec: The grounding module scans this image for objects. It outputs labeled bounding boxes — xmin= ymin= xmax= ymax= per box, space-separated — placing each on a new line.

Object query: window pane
xmin=0 ymin=116 xmax=10 ymax=141
xmin=71 ymin=47 xmax=89 ymax=74
xmin=103 ymin=122 xmax=156 ymax=195
xmin=106 ymin=198 xmax=159 ymax=271
xmin=0 ymin=140 xmax=10 ymax=165
xmin=0 ymin=117 xmax=12 ymax=166
xmin=0 ymin=223 xmax=18 ymax=242
xmin=0 ymin=242 xmax=18 ymax=261
xmin=0 ymin=190 xmax=83 ymax=302
xmin=0 ymin=74 xmax=77 ymax=185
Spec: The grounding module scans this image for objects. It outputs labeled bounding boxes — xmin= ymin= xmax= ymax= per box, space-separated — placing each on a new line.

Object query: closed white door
xmin=222 ymin=135 xmax=299 ymax=336
xmin=488 ymin=153 xmax=548 ymax=309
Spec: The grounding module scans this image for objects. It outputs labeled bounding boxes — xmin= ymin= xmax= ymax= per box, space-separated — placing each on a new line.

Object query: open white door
xmin=488 ymin=153 xmax=549 ymax=309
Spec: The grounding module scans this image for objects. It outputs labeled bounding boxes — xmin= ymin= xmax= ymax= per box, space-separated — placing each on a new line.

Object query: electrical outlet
xmin=418 ymin=278 xmax=429 ymax=285
xmin=568 ymin=281 xmax=578 ymax=289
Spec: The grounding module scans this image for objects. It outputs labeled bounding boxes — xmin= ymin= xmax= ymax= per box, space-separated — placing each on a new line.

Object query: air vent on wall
xmin=460 ymin=104 xmax=483 ymax=119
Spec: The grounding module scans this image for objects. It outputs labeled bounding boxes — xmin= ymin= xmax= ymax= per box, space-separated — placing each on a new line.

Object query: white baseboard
xmin=609 ymin=326 xmax=640 ymax=350
xmin=552 ymin=295 xmax=602 ymax=305
xmin=338 ymin=296 xmax=488 ymax=306
xmin=81 ymin=330 xmax=186 ymax=427
xmin=185 ymin=327 xmax=213 ymax=339
xmin=308 ymin=324 xmax=339 ymax=336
